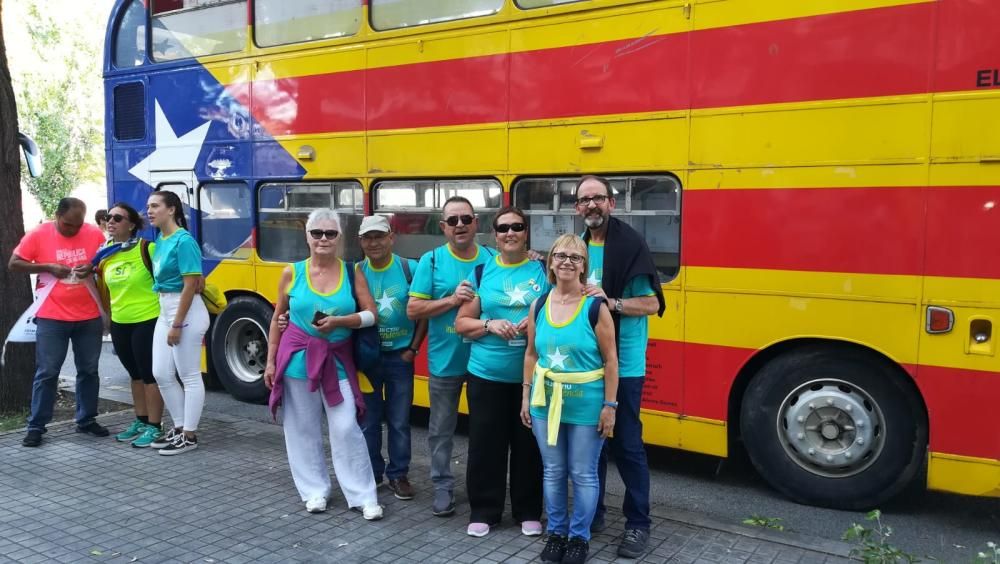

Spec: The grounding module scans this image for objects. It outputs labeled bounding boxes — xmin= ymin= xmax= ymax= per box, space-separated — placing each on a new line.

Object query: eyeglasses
xmin=552 ymin=252 xmax=585 ymax=264
xmin=495 ymin=222 xmax=526 ymax=234
xmin=309 ymin=229 xmax=340 ymax=240
xmin=443 ymin=215 xmax=474 ymax=227
xmin=107 ymin=213 xmax=127 ymax=223
xmin=575 ymin=195 xmax=609 ymax=207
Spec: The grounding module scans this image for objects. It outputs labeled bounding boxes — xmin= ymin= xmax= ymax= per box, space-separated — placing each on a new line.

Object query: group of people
xmin=11 ymin=192 xmax=210 ymax=455
xmin=10 ymin=174 xmax=664 ymax=563
xmin=262 ymin=175 xmax=664 ymax=563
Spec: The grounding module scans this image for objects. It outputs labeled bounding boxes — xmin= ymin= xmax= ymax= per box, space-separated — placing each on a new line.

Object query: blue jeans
xmin=596 ymin=376 xmax=651 ymax=530
xmin=27 ymin=317 xmax=103 ymax=432
xmin=361 ymin=350 xmax=414 ymax=481
xmin=532 ymin=417 xmax=605 ymax=541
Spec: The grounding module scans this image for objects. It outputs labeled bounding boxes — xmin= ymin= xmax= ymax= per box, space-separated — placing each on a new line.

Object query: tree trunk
xmin=0 ymin=0 xmax=37 ymax=414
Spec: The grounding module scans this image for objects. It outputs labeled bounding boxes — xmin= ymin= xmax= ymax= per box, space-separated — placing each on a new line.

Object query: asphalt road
xmin=72 ymin=343 xmax=1000 ymax=561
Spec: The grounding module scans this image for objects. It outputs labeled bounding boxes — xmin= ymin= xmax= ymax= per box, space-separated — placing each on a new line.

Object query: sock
xmin=137 ymin=415 xmax=149 ymax=424
xmin=148 ymin=421 xmax=161 ymax=429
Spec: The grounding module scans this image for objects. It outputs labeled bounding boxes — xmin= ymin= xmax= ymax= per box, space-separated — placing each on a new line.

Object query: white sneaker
xmin=362 ymin=504 xmax=384 ymax=521
xmin=305 ymin=497 xmax=327 ymax=513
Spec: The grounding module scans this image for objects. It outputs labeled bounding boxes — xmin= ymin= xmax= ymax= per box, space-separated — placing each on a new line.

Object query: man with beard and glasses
xmin=407 ymin=196 xmax=496 ymax=517
xmin=575 ymin=175 xmax=665 ymax=559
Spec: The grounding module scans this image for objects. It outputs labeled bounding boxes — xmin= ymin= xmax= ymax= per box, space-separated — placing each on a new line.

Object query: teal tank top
xmin=529 ymin=296 xmax=605 ymax=426
xmin=284 ymin=259 xmax=355 ymax=380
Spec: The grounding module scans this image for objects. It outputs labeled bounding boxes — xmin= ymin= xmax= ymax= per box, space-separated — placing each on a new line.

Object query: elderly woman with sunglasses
xmin=264 ymin=209 xmax=383 ymax=520
xmin=455 ymin=205 xmax=549 ymax=538
xmin=521 ymin=233 xmax=619 ymax=564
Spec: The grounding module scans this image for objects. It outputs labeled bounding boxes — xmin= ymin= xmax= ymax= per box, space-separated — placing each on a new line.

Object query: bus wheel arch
xmin=210 ymin=294 xmax=273 ymax=404
xmin=733 ymin=340 xmax=928 ymax=509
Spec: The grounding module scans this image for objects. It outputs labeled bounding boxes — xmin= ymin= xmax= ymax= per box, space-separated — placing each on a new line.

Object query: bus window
xmin=372 ymin=179 xmax=501 ymax=259
xmin=113 ymin=0 xmax=147 ymax=68
xmin=255 ymin=0 xmax=362 ymax=47
xmin=257 ymin=181 xmax=365 ymax=264
xmin=370 ymin=0 xmax=503 ymax=31
xmin=151 ymin=0 xmax=247 ymax=62
xmin=199 ymin=182 xmax=252 ymax=260
xmin=516 ymin=0 xmax=587 ymax=9
xmin=513 ymin=175 xmax=680 ymax=281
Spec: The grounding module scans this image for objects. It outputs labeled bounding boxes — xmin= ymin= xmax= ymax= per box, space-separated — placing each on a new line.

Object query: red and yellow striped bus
xmin=103 ymin=0 xmax=1000 ymax=508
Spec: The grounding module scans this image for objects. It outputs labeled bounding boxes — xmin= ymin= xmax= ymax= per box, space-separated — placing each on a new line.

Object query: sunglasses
xmin=443 ymin=215 xmax=474 ymax=227
xmin=107 ymin=213 xmax=127 ymax=223
xmin=495 ymin=222 xmax=526 ymax=234
xmin=309 ymin=229 xmax=340 ymax=240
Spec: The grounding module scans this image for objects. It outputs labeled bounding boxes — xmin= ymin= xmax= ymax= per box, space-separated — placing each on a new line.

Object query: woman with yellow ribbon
xmin=520 ymin=233 xmax=619 ymax=564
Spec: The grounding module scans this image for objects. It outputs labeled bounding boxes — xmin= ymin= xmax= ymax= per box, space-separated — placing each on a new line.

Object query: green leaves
xmin=742 ymin=515 xmax=786 ymax=531
xmin=842 ymin=509 xmax=920 ymax=563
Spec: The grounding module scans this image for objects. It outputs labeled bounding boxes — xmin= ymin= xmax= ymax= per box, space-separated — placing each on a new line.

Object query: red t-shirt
xmin=13 ymin=222 xmax=106 ymax=321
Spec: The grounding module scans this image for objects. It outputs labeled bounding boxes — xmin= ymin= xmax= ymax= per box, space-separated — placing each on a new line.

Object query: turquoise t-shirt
xmin=409 ymin=244 xmax=496 ymax=377
xmin=359 ymin=254 xmax=418 ymax=351
xmin=587 ymin=242 xmax=656 ymax=378
xmin=284 ymin=259 xmax=354 ymax=380
xmin=152 ymin=229 xmax=202 ymax=293
xmin=529 ymin=296 xmax=605 ymax=426
xmin=466 ymin=256 xmax=550 ymax=383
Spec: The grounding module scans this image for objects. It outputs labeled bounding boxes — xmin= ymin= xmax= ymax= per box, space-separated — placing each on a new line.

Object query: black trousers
xmin=109 ymin=318 xmax=157 ymax=385
xmin=466 ymin=374 xmax=543 ymax=524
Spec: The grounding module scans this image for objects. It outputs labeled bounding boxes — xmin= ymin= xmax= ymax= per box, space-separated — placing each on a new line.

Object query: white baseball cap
xmin=358 ymin=215 xmax=391 ymax=235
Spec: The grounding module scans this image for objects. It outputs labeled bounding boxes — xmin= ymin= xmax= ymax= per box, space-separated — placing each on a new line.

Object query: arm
xmin=166 ymin=275 xmax=201 ymax=346
xmin=519 ymin=300 xmax=540 ymax=428
xmin=454 ymin=296 xmax=484 ymax=339
xmin=406 ymin=288 xmax=467 ymax=320
xmin=314 ymin=266 xmax=378 ymax=331
xmin=618 ymin=295 xmax=660 ymax=317
xmin=8 ymin=254 xmax=71 ymax=278
xmin=594 ymin=303 xmax=619 ymax=438
xmin=264 ymin=266 xmax=293 ymax=389
xmin=400 ymin=318 xmax=428 ymax=363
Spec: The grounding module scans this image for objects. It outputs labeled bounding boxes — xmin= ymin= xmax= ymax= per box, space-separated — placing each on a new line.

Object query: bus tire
xmin=210 ymin=296 xmax=273 ymax=404
xmin=739 ymin=346 xmax=927 ymax=510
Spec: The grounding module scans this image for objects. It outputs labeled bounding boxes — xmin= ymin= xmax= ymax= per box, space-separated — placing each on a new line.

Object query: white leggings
xmin=152 ymin=292 xmax=209 ymax=432
xmin=282 ymin=377 xmax=378 ymax=508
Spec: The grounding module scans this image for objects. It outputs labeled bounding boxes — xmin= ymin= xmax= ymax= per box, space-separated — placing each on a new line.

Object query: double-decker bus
xmin=102 ymin=0 xmax=1000 ymax=509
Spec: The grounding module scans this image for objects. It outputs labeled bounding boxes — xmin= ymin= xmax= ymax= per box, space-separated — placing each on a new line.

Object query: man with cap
xmin=356 ymin=215 xmax=427 ymax=501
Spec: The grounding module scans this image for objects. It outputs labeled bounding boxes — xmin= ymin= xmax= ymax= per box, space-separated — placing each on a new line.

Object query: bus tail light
xmin=926 ymin=306 xmax=954 ymax=334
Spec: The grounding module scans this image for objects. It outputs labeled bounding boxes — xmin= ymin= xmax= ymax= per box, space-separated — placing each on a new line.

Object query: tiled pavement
xmin=0 ymin=409 xmax=853 ymax=563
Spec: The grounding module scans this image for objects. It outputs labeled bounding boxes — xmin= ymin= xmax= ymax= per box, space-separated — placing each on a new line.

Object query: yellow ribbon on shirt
xmin=530 ymin=363 xmax=604 ymax=446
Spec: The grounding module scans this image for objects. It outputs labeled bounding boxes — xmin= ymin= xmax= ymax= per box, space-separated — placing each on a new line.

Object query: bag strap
xmin=140 ymin=239 xmax=153 ymax=275
xmin=473 ymin=263 xmax=485 ymax=288
xmin=399 ymin=255 xmax=413 ymax=285
xmin=346 ymin=261 xmax=360 ymax=311
xmin=587 ymin=296 xmax=602 ymax=329
xmin=534 ymin=289 xmax=551 ymax=325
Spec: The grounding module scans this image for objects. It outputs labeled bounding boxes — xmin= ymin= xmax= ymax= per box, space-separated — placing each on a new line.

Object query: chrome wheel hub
xmin=224 ymin=317 xmax=267 ymax=384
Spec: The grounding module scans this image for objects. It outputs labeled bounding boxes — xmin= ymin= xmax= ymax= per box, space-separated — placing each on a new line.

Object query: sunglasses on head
xmin=309 ymin=229 xmax=340 ymax=240
xmin=495 ymin=222 xmax=526 ymax=234
xmin=107 ymin=213 xmax=127 ymax=223
xmin=443 ymin=214 xmax=474 ymax=227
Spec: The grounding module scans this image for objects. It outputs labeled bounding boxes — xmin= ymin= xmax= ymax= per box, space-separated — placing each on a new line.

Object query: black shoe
xmin=22 ymin=430 xmax=42 ymax=447
xmin=75 ymin=421 xmax=110 ymax=437
xmin=539 ymin=534 xmax=567 ymax=563
xmin=617 ymin=528 xmax=649 ymax=559
xmin=590 ymin=514 xmax=606 ymax=534
xmin=563 ymin=536 xmax=590 ymax=564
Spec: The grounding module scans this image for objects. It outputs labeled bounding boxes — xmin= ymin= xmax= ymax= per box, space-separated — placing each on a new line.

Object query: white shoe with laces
xmin=158 ymin=434 xmax=197 ymax=456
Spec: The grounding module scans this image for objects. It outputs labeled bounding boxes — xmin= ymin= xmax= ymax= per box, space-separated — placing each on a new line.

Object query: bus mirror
xmin=17 ymin=132 xmax=43 ymax=178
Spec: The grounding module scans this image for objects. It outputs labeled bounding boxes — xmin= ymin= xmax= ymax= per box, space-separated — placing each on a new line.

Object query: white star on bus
xmin=548 ymin=347 xmax=568 ymax=370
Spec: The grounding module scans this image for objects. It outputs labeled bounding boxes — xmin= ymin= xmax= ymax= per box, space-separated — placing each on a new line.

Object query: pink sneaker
xmin=521 ymin=520 xmax=544 ymax=536
xmin=467 ymin=522 xmax=490 ymax=537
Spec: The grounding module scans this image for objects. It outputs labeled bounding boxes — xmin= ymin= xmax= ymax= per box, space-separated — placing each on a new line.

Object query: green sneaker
xmin=115 ymin=419 xmax=146 ymax=442
xmin=130 ymin=424 xmax=163 ymax=448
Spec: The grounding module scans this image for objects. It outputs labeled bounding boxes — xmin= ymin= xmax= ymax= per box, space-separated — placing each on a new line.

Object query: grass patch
xmin=0 ymin=411 xmax=28 ymax=433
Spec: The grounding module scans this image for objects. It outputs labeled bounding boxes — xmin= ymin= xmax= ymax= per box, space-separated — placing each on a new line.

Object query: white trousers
xmin=282 ymin=377 xmax=378 ymax=508
xmin=152 ymin=292 xmax=210 ymax=432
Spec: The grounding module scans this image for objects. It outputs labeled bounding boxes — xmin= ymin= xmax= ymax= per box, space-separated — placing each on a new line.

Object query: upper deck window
xmin=370 ymin=0 xmax=503 ymax=31
xmin=151 ymin=0 xmax=247 ymax=62
xmin=113 ymin=0 xmax=147 ymax=68
xmin=516 ymin=0 xmax=587 ymax=8
xmin=255 ymin=0 xmax=362 ymax=47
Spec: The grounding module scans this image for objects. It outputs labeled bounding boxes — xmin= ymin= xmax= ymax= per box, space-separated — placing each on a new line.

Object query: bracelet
xmin=483 ymin=319 xmax=492 ymax=332
xmin=171 ymin=323 xmax=188 ymax=329
xmin=522 ymin=383 xmax=532 ymax=388
xmin=602 ymin=401 xmax=618 ymax=409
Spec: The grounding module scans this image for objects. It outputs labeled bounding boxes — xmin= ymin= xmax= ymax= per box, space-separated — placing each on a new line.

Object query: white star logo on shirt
xmin=587 ymin=271 xmax=600 ymax=286
xmin=506 ymin=286 xmax=529 ymax=306
xmin=548 ymin=347 xmax=568 ymax=370
xmin=377 ymin=290 xmax=395 ymax=313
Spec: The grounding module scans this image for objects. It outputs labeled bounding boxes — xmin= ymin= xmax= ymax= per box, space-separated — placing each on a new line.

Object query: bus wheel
xmin=740 ymin=346 xmax=926 ymax=510
xmin=210 ymin=296 xmax=273 ymax=403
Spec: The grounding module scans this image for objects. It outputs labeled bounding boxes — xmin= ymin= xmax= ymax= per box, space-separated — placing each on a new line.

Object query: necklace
xmin=553 ymin=291 xmax=580 ymax=305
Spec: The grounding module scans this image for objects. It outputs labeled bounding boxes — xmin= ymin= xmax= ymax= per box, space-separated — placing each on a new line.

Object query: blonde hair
xmin=546 ymin=234 xmax=589 ymax=285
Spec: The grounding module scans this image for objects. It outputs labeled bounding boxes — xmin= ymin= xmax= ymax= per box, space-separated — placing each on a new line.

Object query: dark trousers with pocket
xmin=465 ymin=374 xmax=543 ymax=524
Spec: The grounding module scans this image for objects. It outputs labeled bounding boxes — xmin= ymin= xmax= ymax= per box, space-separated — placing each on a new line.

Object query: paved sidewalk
xmin=0 ymin=409 xmax=853 ymax=563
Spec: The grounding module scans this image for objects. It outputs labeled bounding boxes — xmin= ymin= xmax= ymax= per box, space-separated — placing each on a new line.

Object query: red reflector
xmin=927 ymin=307 xmax=954 ymax=333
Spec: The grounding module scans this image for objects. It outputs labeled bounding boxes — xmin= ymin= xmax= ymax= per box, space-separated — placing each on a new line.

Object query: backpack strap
xmin=346 ymin=261 xmax=359 ymax=308
xmin=140 ymin=240 xmax=153 ymax=275
xmin=533 ymin=289 xmax=552 ymax=325
xmin=399 ymin=255 xmax=413 ymax=285
xmin=587 ymin=296 xmax=603 ymax=329
xmin=473 ymin=263 xmax=485 ymax=288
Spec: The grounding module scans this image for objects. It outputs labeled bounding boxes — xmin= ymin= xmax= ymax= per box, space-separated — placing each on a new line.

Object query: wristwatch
xmin=483 ymin=318 xmax=492 ymax=332
xmin=614 ymin=298 xmax=624 ymax=314
xmin=408 ymin=346 xmax=420 ymax=354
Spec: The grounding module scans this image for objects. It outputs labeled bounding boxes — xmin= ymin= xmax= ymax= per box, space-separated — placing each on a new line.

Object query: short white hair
xmin=305 ymin=208 xmax=341 ymax=231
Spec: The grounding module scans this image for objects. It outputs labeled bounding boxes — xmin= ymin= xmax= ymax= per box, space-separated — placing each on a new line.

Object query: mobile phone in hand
xmin=313 ymin=311 xmax=329 ymax=325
